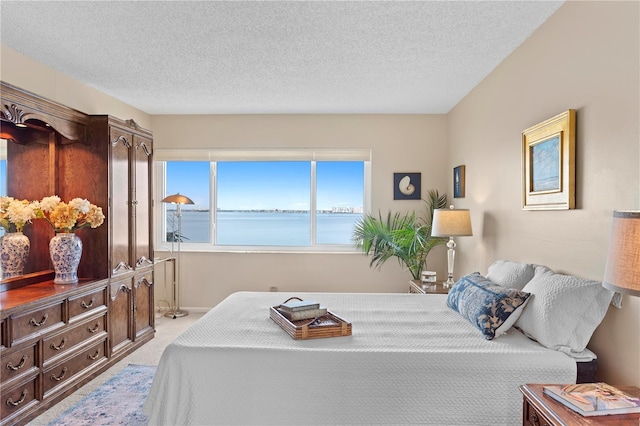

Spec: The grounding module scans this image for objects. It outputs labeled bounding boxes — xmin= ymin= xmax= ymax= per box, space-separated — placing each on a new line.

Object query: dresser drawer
xmin=0 ymin=342 xmax=38 ymax=384
xmin=43 ymin=338 xmax=107 ymax=397
xmin=10 ymin=301 xmax=64 ymax=343
xmin=43 ymin=313 xmax=107 ymax=364
xmin=0 ymin=374 xmax=39 ymax=424
xmin=68 ymin=287 xmax=107 ymax=320
xmin=524 ymin=398 xmax=553 ymax=426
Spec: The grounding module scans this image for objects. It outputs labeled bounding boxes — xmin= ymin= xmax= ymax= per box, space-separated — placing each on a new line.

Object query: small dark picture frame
xmin=453 ymin=165 xmax=465 ymax=198
xmin=393 ymin=173 xmax=421 ymax=200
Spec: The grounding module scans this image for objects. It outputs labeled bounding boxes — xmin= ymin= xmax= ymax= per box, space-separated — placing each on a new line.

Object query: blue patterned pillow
xmin=447 ymin=272 xmax=531 ymax=340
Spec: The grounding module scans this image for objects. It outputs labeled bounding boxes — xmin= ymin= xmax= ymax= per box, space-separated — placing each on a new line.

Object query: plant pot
xmin=0 ymin=232 xmax=30 ymax=279
xmin=49 ymin=232 xmax=82 ymax=284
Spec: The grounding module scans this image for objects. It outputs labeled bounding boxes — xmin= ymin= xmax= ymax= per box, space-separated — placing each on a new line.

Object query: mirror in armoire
xmin=0 ymin=121 xmax=57 ymax=285
xmin=1 ymin=82 xmax=96 ymax=290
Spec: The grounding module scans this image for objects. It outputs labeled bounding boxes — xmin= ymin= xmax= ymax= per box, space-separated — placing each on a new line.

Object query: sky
xmin=166 ymin=161 xmax=364 ymax=211
xmin=0 ymin=160 xmax=6 ymax=196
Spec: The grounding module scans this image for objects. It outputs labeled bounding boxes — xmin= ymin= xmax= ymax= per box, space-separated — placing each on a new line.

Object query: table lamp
xmin=431 ymin=206 xmax=473 ymax=288
xmin=603 ymin=210 xmax=640 ymax=297
xmin=162 ymin=193 xmax=194 ymax=318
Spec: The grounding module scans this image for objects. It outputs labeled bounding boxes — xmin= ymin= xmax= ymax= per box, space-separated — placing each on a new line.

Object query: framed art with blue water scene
xmin=522 ymin=109 xmax=575 ymax=210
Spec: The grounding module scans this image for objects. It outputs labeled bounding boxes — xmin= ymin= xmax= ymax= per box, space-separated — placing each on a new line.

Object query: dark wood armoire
xmin=0 ymin=82 xmax=155 ymax=426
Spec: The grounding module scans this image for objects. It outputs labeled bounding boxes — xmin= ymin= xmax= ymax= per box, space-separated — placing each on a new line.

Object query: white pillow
xmin=486 ymin=260 xmax=536 ymax=290
xmin=515 ymin=267 xmax=614 ymax=358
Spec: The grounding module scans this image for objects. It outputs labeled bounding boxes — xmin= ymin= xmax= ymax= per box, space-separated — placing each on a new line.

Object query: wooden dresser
xmin=0 ymin=82 xmax=155 ymax=425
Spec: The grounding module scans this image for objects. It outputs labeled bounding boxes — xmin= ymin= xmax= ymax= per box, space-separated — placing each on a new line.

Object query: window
xmin=156 ymin=149 xmax=370 ymax=251
xmin=165 ymin=161 xmax=211 ymax=243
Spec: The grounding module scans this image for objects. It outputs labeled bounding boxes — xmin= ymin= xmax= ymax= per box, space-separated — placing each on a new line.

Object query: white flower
xmin=0 ymin=198 xmax=36 ymax=232
xmin=69 ymin=198 xmax=90 ymax=214
xmin=36 ymin=196 xmax=105 ymax=232
xmin=6 ymin=201 xmax=36 ymax=228
xmin=0 ymin=196 xmax=15 ymax=209
xmin=39 ymin=195 xmax=61 ymax=212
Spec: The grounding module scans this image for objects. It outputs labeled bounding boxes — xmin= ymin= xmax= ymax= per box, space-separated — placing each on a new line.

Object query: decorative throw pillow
xmin=447 ymin=272 xmax=531 ymax=340
xmin=486 ymin=260 xmax=536 ymax=290
xmin=515 ymin=267 xmax=614 ymax=357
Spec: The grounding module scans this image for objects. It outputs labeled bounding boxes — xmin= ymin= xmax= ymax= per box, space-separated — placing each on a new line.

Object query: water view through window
xmin=165 ymin=160 xmax=364 ymax=246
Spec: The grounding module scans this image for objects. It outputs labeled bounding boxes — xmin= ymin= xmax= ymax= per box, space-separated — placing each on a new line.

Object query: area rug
xmin=47 ymin=364 xmax=156 ymax=426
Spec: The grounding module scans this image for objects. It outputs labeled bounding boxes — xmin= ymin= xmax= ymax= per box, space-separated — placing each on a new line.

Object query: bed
xmin=143 ymin=262 xmax=615 ymax=425
xmin=143 ymin=260 xmax=617 ymax=425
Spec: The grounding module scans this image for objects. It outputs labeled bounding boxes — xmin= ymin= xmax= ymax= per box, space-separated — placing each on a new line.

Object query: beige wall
xmin=150 ymin=114 xmax=450 ymax=308
xmin=1 ymin=0 xmax=638 ymax=386
xmin=447 ymin=1 xmax=639 ymax=386
xmin=0 ymin=45 xmax=151 ymax=128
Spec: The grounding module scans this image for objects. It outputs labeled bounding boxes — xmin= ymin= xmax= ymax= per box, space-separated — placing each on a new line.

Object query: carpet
xmin=47 ymin=364 xmax=156 ymax=426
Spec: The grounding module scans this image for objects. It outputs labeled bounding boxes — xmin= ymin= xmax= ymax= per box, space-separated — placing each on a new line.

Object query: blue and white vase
xmin=0 ymin=232 xmax=30 ymax=279
xmin=49 ymin=232 xmax=82 ymax=284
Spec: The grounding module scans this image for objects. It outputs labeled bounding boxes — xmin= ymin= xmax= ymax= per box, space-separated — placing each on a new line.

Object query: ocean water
xmin=173 ymin=211 xmax=362 ymax=246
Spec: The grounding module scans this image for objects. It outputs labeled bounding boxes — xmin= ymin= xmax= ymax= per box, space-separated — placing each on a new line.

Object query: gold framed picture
xmin=522 ymin=110 xmax=576 ymax=210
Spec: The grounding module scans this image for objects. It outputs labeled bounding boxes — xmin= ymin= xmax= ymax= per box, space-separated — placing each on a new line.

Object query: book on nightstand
xmin=543 ymin=383 xmax=640 ymax=417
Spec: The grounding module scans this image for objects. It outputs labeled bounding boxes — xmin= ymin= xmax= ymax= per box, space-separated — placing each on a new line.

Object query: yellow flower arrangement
xmin=35 ymin=195 xmax=105 ymax=233
xmin=0 ymin=196 xmax=37 ymax=233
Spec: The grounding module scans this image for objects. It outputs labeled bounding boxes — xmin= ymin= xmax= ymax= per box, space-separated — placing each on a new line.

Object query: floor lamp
xmin=431 ymin=206 xmax=473 ymax=288
xmin=162 ymin=193 xmax=194 ymax=318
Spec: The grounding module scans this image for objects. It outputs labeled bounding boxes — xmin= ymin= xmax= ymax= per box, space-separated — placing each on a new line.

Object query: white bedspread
xmin=143 ymin=291 xmax=576 ymax=425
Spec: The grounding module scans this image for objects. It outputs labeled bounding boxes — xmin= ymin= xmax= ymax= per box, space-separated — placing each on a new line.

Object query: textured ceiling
xmin=0 ymin=1 xmax=563 ymax=114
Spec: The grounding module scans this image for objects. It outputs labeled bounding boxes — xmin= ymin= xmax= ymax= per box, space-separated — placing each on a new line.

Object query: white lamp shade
xmin=603 ymin=210 xmax=640 ymax=296
xmin=431 ymin=208 xmax=472 ymax=237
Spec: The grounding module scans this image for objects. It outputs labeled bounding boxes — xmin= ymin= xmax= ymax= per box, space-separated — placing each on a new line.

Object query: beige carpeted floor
xmin=27 ymin=311 xmax=204 ymax=426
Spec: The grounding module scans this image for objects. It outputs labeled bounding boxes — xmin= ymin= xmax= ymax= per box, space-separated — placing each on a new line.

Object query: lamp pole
xmin=162 ymin=193 xmax=194 ymax=318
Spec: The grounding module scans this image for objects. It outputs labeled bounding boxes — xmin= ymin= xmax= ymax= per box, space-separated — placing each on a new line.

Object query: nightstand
xmin=408 ymin=279 xmax=449 ymax=294
xmin=519 ymin=383 xmax=640 ymax=426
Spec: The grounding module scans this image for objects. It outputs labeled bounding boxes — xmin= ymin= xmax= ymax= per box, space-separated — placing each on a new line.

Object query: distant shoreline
xmin=170 ymin=209 xmax=362 ymax=214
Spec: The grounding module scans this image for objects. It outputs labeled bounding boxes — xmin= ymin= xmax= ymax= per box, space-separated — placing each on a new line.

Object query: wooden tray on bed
xmin=270 ymin=306 xmax=352 ymax=340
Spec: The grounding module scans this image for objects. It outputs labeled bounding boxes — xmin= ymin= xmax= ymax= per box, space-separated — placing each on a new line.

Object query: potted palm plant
xmin=352 ymin=189 xmax=448 ymax=280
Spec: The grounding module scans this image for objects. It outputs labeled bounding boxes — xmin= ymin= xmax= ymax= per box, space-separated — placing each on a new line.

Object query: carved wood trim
xmin=135 ymin=257 xmax=154 ymax=268
xmin=107 ymin=115 xmax=152 ymax=139
xmin=112 ymin=262 xmax=133 ymax=275
xmin=3 ymin=103 xmax=28 ymax=124
xmin=111 ymin=134 xmax=132 ymax=148
xmin=135 ymin=276 xmax=153 ymax=289
xmin=1 ymin=81 xmax=89 ymax=143
xmin=110 ymin=282 xmax=132 ymax=300
xmin=136 ymin=140 xmax=152 ymax=157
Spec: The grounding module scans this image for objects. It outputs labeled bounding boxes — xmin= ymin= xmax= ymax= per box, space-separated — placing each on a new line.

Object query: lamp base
xmin=164 ymin=309 xmax=189 ymax=319
xmin=443 ymin=277 xmax=456 ymax=289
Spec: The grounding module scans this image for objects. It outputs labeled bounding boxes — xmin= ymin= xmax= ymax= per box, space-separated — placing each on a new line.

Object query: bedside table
xmin=520 ymin=383 xmax=640 ymax=426
xmin=408 ymin=279 xmax=449 ymax=294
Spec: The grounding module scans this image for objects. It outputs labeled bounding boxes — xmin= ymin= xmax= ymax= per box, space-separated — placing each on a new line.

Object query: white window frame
xmin=154 ymin=149 xmax=371 ymax=253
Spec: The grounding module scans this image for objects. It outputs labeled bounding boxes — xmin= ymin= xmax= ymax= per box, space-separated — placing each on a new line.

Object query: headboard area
xmin=483 ymin=259 xmax=617 ymax=383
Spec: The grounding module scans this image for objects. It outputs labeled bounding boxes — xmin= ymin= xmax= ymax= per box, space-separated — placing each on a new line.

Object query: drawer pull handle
xmin=50 ymin=338 xmax=67 ymax=351
xmin=81 ymin=298 xmax=95 ymax=309
xmin=29 ymin=313 xmax=48 ymax=327
xmin=531 ymin=413 xmax=541 ymax=426
xmin=87 ymin=323 xmax=100 ymax=333
xmin=51 ymin=367 xmax=68 ymax=381
xmin=87 ymin=350 xmax=100 ymax=360
xmin=6 ymin=390 xmax=27 ymax=407
xmin=6 ymin=355 xmax=28 ymax=371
